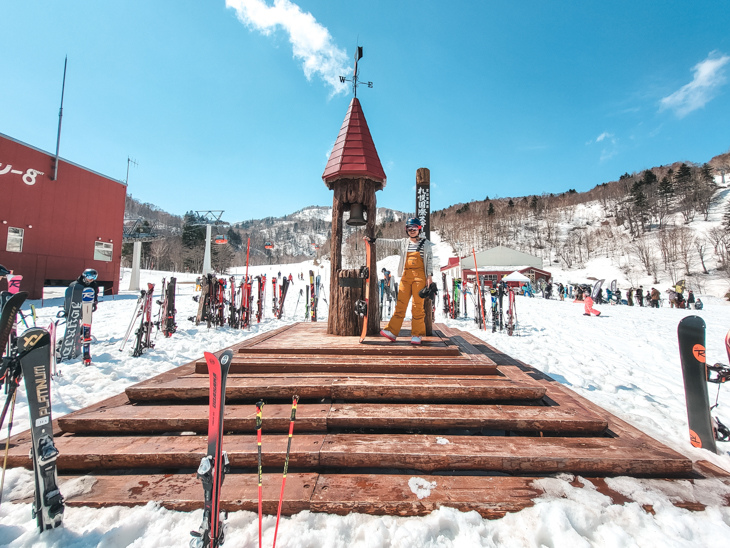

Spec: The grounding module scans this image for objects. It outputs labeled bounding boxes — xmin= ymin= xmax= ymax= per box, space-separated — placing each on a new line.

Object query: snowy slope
xmin=1 ymin=261 xmax=730 ymax=547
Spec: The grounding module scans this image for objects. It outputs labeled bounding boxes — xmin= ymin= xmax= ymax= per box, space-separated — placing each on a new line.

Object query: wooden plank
xmin=127 ymin=376 xmax=335 ymax=402
xmin=204 ymin=360 xmax=495 ymax=376
xmin=58 ymin=403 xmax=331 ymax=434
xmin=127 ymin=375 xmax=545 ymax=403
xmin=330 ymin=377 xmax=545 ymax=402
xmin=327 ymin=403 xmax=607 ymax=434
xmin=319 ymin=434 xmax=693 ymax=476
xmin=6 ymin=473 xmax=319 ymax=515
xmin=5 ymin=434 xmax=326 ymax=471
xmin=310 ymin=474 xmax=541 ymax=518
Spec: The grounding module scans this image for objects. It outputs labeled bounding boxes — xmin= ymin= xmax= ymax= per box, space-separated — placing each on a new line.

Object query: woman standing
xmin=372 ymin=218 xmax=434 ymax=345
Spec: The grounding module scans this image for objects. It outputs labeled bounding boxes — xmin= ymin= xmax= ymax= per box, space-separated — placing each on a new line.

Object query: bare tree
xmin=630 ymin=236 xmax=654 ymax=276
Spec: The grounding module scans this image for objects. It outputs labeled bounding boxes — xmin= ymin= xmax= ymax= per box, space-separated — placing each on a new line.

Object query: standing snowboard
xmin=58 ymin=282 xmax=84 ymax=362
xmin=19 ymin=328 xmax=65 ymax=531
xmin=678 ymin=315 xmax=717 ymax=453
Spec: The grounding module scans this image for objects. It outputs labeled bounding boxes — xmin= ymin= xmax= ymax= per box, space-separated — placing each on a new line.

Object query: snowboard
xmin=7 ymin=274 xmax=22 ymax=295
xmin=0 ymin=291 xmax=28 ymax=358
xmin=163 ymin=277 xmax=177 ymax=337
xmin=58 ymin=282 xmax=83 ymax=362
xmin=678 ymin=315 xmax=717 ymax=453
xmin=19 ymin=327 xmax=65 ymax=531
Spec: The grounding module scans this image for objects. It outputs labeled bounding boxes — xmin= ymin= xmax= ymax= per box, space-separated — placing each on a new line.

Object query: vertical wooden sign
xmin=416 ymin=168 xmax=430 ymax=241
xmin=416 ymin=168 xmax=433 ymax=335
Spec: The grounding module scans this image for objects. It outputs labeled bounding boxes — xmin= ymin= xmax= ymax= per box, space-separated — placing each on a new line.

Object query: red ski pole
xmin=256 ymin=400 xmax=265 ymax=548
xmin=272 ymin=395 xmax=299 ymax=548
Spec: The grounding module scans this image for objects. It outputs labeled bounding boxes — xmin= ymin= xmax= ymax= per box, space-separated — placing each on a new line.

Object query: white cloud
xmin=587 ymin=132 xmax=618 ymax=162
xmin=226 ymin=0 xmax=349 ymax=96
xmin=659 ymin=51 xmax=730 ymax=118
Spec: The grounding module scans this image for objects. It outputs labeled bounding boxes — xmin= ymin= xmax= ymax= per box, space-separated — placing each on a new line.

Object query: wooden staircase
xmin=5 ymin=322 xmax=727 ymax=518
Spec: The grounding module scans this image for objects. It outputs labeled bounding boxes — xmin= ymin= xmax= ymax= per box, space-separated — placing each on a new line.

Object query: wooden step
xmin=57 ymin=401 xmax=603 ymax=436
xmin=58 ymin=403 xmax=331 ymax=434
xmin=7 ymin=473 xmax=319 ymax=515
xmin=5 ymin=432 xmax=691 ymax=476
xmin=318 ymin=433 xmax=693 ymax=476
xmin=326 ymin=403 xmax=608 ymax=434
xmin=5 ymin=434 xmax=326 ymax=471
xmin=126 ymin=375 xmax=546 ymax=403
xmin=198 ymin=359 xmax=497 ymax=375
xmin=310 ymin=474 xmax=542 ymax=518
xmin=10 ymin=471 xmax=726 ymax=517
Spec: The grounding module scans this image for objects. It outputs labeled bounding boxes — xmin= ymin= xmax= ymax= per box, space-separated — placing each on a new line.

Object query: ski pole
xmin=256 ymin=400 xmax=265 ymax=548
xmin=272 ymin=395 xmax=299 ymax=548
xmin=0 ymin=388 xmax=17 ymax=505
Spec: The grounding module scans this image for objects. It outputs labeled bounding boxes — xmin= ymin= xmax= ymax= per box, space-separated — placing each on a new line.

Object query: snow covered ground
xmin=2 ymin=255 xmax=730 ymax=547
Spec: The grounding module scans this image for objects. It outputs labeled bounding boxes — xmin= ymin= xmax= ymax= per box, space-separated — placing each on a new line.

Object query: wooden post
xmin=417 ymin=168 xmax=433 ymax=335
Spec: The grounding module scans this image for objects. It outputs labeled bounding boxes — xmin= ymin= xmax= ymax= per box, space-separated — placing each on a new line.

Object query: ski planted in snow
xmin=277 ymin=278 xmax=289 ymax=320
xmin=132 ymin=283 xmax=155 ymax=357
xmin=81 ymin=287 xmax=95 ymax=365
xmin=19 ymin=328 xmax=64 ymax=531
xmin=190 ymin=349 xmax=233 ymax=548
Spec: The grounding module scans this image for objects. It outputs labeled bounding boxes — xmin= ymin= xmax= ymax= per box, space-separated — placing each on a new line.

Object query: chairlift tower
xmin=192 ymin=211 xmax=229 ymax=275
xmin=122 ymin=217 xmax=159 ymax=291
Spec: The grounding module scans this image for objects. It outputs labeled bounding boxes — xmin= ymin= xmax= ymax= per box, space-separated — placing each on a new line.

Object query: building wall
xmin=0 ymin=133 xmax=126 ymax=299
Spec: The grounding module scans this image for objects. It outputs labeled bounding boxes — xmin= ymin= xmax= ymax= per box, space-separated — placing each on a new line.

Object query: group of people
xmin=555 ymin=282 xmax=703 ymax=311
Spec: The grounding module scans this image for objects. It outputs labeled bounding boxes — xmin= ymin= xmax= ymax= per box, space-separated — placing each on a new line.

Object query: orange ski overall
xmin=385 ymin=249 xmax=426 ymax=337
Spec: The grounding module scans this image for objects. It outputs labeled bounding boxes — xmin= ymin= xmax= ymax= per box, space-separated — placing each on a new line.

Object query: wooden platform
xmin=5 ymin=322 xmax=729 ymax=518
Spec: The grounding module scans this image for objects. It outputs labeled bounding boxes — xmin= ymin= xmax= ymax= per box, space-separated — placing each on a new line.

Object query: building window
xmin=94 ymin=241 xmax=113 ymax=262
xmin=6 ymin=227 xmax=23 ymax=252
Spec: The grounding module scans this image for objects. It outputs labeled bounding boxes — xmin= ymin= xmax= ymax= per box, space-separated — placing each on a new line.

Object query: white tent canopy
xmin=502 ymin=270 xmax=531 ymax=283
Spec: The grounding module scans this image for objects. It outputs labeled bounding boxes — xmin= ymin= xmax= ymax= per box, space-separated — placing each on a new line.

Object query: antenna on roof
xmin=339 ymin=44 xmax=373 ymax=98
xmin=126 ymin=157 xmax=138 ymax=185
xmin=51 ymin=56 xmax=68 ymax=181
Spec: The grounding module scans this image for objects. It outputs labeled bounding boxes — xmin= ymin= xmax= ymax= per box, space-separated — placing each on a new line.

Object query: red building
xmin=0 ymin=133 xmax=126 ymax=299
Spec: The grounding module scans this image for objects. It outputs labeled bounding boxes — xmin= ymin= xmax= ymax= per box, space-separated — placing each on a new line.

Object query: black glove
xmin=93 ymin=303 xmax=98 ymax=312
xmin=418 ymin=282 xmax=438 ymax=300
xmin=364 ymin=236 xmax=376 ymax=244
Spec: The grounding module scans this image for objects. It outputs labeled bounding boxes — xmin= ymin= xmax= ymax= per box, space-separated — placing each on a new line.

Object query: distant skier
xmin=375 ymin=218 xmax=434 ymax=345
xmin=687 ymin=290 xmax=696 ymax=309
xmin=650 ymin=287 xmax=660 ymax=308
xmin=583 ymin=294 xmax=601 ymax=317
xmin=636 ymin=286 xmax=644 ymax=307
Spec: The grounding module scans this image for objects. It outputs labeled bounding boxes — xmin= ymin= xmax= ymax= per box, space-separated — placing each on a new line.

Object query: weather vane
xmin=339 ymin=46 xmax=373 ymax=98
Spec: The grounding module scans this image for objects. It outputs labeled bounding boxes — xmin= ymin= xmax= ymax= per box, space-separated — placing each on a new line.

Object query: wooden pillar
xmin=327 ymin=178 xmax=380 ymax=336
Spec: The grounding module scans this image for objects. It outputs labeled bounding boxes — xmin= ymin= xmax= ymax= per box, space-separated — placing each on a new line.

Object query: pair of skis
xmin=678 ymin=316 xmax=730 ymax=454
xmin=1 ymin=297 xmax=65 ymax=532
xmin=191 ymin=350 xmax=298 ymax=548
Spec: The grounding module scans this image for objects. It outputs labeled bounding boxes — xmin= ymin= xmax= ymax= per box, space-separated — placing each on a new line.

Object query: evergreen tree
xmin=508 ymin=199 xmax=514 ymax=208
xmin=642 ymin=169 xmax=657 ymax=186
xmin=658 ymin=176 xmax=673 ymax=198
xmin=488 ymin=202 xmax=495 ymax=216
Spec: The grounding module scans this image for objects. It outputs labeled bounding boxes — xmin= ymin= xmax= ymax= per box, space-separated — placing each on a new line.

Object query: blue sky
xmin=2 ymin=1 xmax=729 ymax=222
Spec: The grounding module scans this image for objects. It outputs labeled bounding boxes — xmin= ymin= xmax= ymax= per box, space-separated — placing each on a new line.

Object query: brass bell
xmin=346 ymin=203 xmax=366 ymax=226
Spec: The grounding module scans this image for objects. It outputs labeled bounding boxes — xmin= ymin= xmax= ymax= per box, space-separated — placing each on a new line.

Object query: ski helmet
xmin=82 ymin=268 xmax=98 ymax=282
xmin=405 ymin=217 xmax=422 ymax=234
xmin=0 ymin=264 xmax=9 ymax=277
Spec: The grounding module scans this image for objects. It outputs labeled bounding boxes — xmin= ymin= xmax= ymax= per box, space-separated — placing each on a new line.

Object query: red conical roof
xmin=322 ymin=98 xmax=386 ymax=189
